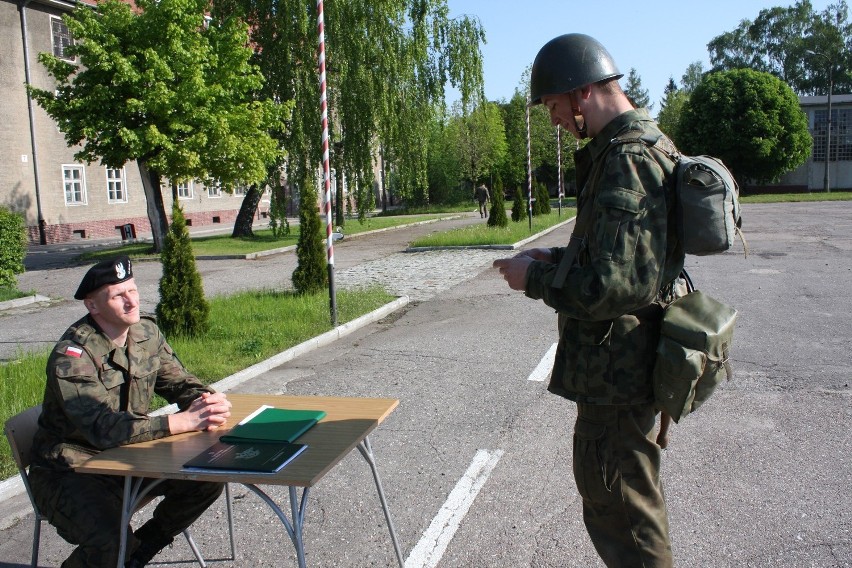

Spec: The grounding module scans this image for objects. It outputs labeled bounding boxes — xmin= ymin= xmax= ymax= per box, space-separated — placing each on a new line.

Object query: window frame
xmin=207 ymin=179 xmax=223 ymax=198
xmin=177 ymin=181 xmax=194 ymax=200
xmin=106 ymin=167 xmax=128 ymax=203
xmin=62 ymin=164 xmax=87 ymax=206
xmin=50 ymin=16 xmax=75 ymax=61
xmin=813 ymin=108 xmax=852 ymax=163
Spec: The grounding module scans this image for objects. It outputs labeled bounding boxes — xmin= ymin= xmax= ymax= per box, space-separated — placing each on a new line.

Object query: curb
xmin=404 ymin=216 xmax=575 ymax=253
xmin=0 ymin=295 xmax=410 ymax=516
xmin=0 ymin=294 xmax=51 ymax=312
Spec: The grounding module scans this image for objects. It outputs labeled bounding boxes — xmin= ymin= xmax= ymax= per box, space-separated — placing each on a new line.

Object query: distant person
xmin=475 ymin=184 xmax=490 ymax=218
xmin=28 ymin=256 xmax=232 ymax=568
xmin=493 ymin=33 xmax=684 ymax=567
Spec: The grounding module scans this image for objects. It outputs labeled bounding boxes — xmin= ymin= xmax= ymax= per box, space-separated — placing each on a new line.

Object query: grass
xmin=409 ymin=209 xmax=575 ymax=247
xmin=0 ymin=285 xmax=394 ymax=480
xmin=0 ymin=287 xmax=32 ymax=303
xmin=79 ymin=213 xmax=456 ymax=262
xmin=740 ymin=191 xmax=852 ymax=203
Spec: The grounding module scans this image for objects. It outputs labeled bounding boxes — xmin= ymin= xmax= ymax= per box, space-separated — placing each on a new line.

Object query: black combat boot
xmin=125 ymin=521 xmax=174 ymax=568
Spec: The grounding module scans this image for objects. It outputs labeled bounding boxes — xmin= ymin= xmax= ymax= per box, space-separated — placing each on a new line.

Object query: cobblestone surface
xmin=336 ymin=249 xmax=509 ymax=301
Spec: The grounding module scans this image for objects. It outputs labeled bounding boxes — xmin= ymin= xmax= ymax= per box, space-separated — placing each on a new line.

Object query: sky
xmin=445 ymin=0 xmax=835 ymax=111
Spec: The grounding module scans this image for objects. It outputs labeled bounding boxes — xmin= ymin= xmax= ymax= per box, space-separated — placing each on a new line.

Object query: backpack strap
xmin=550 ymin=144 xmax=612 ymax=289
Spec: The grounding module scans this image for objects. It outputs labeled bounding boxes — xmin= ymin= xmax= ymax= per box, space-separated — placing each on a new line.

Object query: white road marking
xmin=528 ymin=343 xmax=557 ymax=381
xmin=404 ymin=449 xmax=504 ymax=568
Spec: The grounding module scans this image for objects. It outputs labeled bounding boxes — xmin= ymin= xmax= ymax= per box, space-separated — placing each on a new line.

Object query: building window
xmin=106 ymin=168 xmax=127 ymax=203
xmin=813 ymin=108 xmax=852 ymax=162
xmin=234 ymin=184 xmax=247 ymax=196
xmin=177 ymin=181 xmax=193 ymax=199
xmin=51 ymin=17 xmax=74 ymax=61
xmin=207 ymin=180 xmax=222 ymax=198
xmin=63 ymin=165 xmax=86 ymax=205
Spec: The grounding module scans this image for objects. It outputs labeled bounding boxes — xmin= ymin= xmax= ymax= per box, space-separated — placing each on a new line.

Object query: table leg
xmin=357 ymin=436 xmax=404 ymax=568
xmin=115 ymin=476 xmax=168 ymax=568
xmin=117 ymin=476 xmax=134 ymax=568
xmin=241 ymin=484 xmax=311 ymax=568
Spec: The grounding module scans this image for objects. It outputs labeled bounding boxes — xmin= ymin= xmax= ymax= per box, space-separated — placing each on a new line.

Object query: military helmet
xmin=529 ymin=33 xmax=623 ymax=105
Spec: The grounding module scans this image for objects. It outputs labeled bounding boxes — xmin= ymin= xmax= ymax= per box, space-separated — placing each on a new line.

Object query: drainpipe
xmin=19 ymin=0 xmax=48 ymax=244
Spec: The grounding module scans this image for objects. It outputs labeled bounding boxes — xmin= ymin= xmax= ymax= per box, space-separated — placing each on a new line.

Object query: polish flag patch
xmin=64 ymin=346 xmax=83 ymax=358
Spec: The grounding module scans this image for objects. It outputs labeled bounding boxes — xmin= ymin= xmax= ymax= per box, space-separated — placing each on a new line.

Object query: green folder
xmin=220 ymin=405 xmax=327 ymax=444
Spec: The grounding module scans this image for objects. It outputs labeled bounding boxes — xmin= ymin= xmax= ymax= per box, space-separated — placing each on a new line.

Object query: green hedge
xmin=0 ymin=207 xmax=26 ymax=288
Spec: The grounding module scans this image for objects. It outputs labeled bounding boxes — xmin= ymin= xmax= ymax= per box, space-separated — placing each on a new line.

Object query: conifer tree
xmin=511 ymin=187 xmax=525 ymax=222
xmin=292 ymin=176 xmax=328 ymax=294
xmin=157 ymin=201 xmax=209 ymax=336
xmin=538 ymin=183 xmax=552 ymax=215
xmin=487 ymin=180 xmax=508 ymax=228
xmin=531 ymin=182 xmax=544 ymax=216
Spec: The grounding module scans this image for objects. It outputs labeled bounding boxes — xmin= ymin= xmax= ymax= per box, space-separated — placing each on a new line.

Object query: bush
xmin=156 ymin=203 xmax=210 ymax=336
xmin=0 ymin=207 xmax=27 ymax=288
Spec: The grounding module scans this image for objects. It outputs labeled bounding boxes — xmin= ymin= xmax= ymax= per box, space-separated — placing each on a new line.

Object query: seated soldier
xmin=28 ymin=256 xmax=232 ymax=568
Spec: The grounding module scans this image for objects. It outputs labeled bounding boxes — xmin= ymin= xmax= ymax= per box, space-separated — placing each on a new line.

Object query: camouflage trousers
xmin=573 ymin=403 xmax=673 ymax=568
xmin=29 ymin=465 xmax=223 ymax=568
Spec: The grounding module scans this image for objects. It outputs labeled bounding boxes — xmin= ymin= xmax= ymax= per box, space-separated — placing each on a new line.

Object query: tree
xmin=428 ymin=100 xmax=508 ymax=203
xmin=497 ymin=93 xmax=529 ymax=192
xmin=677 ymin=69 xmax=812 ymax=187
xmin=624 ymin=68 xmax=651 ymax=111
xmin=216 ymin=0 xmax=485 ymax=218
xmin=511 ymin=187 xmax=525 ymax=223
xmin=708 ymin=1 xmax=852 ymax=95
xmin=156 ymin=202 xmax=209 ymax=336
xmin=0 ymin=207 xmax=27 ymax=289
xmin=487 ymin=178 xmax=508 ymax=228
xmin=292 ymin=176 xmax=328 ymax=295
xmin=455 ymin=101 xmax=508 ymax=191
xmin=29 ymin=0 xmax=281 ymax=252
xmin=681 ymin=61 xmax=706 ymax=93
xmin=537 ymin=182 xmax=551 ymax=215
xmin=657 ymin=85 xmax=690 ymax=147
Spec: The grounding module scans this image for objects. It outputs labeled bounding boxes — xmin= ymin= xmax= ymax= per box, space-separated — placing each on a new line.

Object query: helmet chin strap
xmin=573 ymin=114 xmax=588 ymax=139
xmin=569 ymin=91 xmax=588 ymax=139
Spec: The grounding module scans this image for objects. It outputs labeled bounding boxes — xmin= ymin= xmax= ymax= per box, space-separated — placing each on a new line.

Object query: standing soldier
xmin=28 ymin=256 xmax=233 ymax=568
xmin=493 ymin=33 xmax=684 ymax=567
xmin=475 ymin=183 xmax=491 ymax=218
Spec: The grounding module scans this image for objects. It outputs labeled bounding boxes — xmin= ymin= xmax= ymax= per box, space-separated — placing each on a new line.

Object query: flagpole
xmin=526 ymin=97 xmax=533 ymax=232
xmin=317 ymin=0 xmax=337 ymax=325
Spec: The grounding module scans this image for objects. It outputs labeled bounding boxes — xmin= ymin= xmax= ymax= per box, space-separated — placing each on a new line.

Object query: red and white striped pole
xmin=526 ymin=97 xmax=533 ymax=231
xmin=317 ymin=0 xmax=337 ymax=325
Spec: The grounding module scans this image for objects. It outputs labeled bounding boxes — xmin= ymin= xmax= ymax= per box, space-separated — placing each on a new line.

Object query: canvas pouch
xmin=652 ymin=289 xmax=737 ymax=422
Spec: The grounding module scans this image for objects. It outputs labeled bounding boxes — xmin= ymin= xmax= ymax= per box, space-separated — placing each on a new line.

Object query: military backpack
xmin=612 ymin=130 xmax=747 ymax=257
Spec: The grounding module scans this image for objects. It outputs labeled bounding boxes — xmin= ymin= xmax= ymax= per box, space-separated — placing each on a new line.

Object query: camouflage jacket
xmin=31 ymin=314 xmax=213 ymax=470
xmin=525 ymin=108 xmax=684 ymax=405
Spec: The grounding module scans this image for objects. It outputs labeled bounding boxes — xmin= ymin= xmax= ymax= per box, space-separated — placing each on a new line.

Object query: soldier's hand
xmin=493 ymin=256 xmax=533 ymax=291
xmin=169 ymin=392 xmax=232 ymax=434
xmin=513 ymin=247 xmax=553 ymax=263
xmin=196 ymin=392 xmax=232 ymax=431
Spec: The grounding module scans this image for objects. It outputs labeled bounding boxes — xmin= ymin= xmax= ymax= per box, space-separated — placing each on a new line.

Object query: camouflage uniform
xmin=29 ymin=314 xmax=223 ymax=568
xmin=525 ymin=108 xmax=683 ymax=567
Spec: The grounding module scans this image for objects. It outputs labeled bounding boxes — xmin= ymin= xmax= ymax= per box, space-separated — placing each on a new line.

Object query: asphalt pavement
xmin=1 ymin=203 xmax=850 ymax=567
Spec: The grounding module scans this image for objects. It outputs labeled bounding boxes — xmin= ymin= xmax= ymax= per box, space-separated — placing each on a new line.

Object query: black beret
xmin=74 ymin=256 xmax=134 ymax=300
